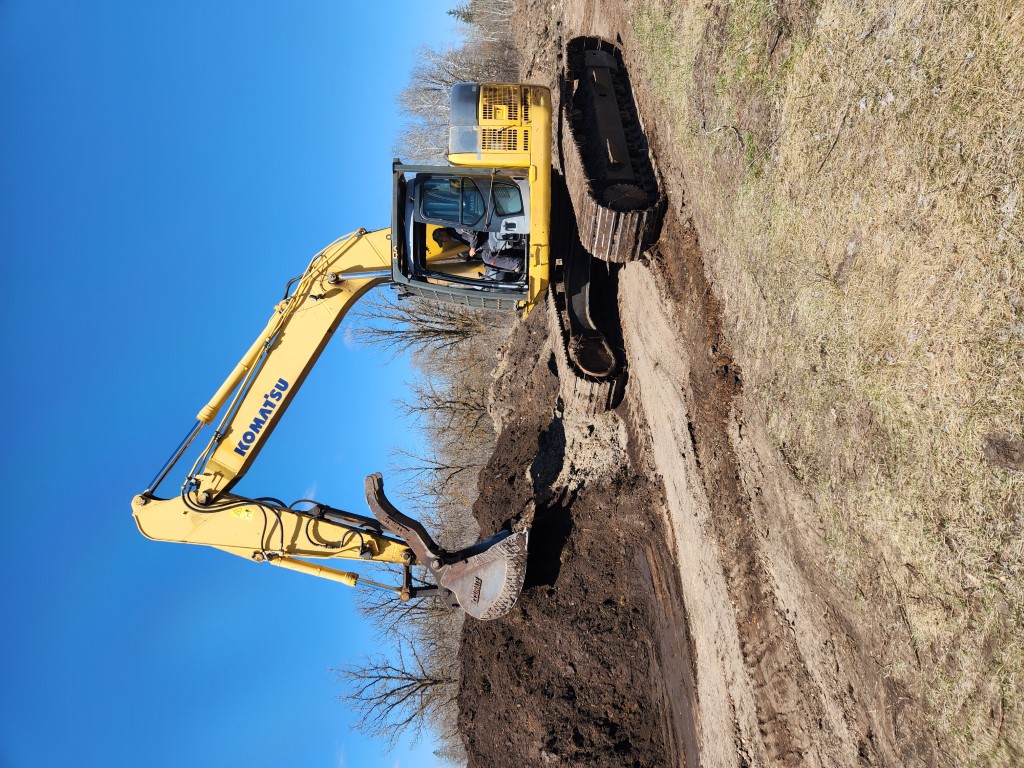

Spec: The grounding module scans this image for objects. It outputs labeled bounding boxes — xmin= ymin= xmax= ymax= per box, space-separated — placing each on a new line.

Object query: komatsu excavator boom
xmin=132 ymin=227 xmax=529 ymax=619
xmin=133 ymin=81 xmax=557 ymax=620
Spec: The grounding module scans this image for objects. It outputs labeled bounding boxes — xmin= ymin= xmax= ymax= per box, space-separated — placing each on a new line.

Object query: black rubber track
xmin=562 ymin=37 xmax=664 ymax=263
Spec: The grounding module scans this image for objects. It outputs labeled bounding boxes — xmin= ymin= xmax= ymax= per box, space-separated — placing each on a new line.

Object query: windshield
xmin=417 ymin=178 xmax=485 ymax=228
xmin=420 ymin=177 xmax=486 ymax=227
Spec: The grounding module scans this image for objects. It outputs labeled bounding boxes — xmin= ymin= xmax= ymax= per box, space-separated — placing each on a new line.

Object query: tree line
xmin=341 ymin=293 xmax=511 ymax=763
xmin=337 ymin=5 xmax=522 ymax=759
xmin=394 ymin=0 xmax=520 ymax=164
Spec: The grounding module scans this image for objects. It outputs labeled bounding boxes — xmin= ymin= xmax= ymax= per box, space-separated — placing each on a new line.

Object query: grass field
xmin=633 ymin=1 xmax=1023 ymax=763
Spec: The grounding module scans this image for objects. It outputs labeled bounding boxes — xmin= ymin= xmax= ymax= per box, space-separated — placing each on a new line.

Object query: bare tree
xmin=391 ymin=446 xmax=486 ymax=494
xmin=398 ymin=42 xmax=519 ymax=120
xmin=356 ymin=578 xmax=457 ymax=638
xmin=448 ymin=0 xmax=516 ymax=43
xmin=395 ymin=3 xmax=520 ymax=163
xmin=341 ymin=7 xmax=523 ymax=760
xmin=337 ymin=634 xmax=459 ymax=748
xmin=354 ymin=293 xmax=490 ymax=359
xmin=399 ymin=377 xmax=490 ymax=441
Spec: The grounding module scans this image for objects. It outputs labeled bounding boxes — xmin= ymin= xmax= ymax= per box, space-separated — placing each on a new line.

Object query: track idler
xmin=364 ymin=473 xmax=528 ymax=620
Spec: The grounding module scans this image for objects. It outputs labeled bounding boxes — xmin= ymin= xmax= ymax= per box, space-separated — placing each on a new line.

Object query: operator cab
xmin=390 ymin=161 xmax=531 ymax=311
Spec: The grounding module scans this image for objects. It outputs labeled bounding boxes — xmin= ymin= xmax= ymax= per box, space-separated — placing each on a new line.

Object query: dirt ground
xmin=457 ymin=1 xmax=947 ymax=766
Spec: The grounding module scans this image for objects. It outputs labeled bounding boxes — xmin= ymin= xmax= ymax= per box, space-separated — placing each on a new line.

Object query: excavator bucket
xmin=364 ymin=474 xmax=529 ymax=619
xmin=435 ymin=528 xmax=528 ymax=619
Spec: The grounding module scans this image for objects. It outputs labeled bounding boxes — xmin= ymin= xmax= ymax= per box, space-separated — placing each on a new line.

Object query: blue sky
xmin=0 ymin=2 xmax=465 ymax=766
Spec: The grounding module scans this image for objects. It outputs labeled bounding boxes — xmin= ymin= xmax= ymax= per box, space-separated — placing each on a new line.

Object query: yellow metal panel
xmin=268 ymin=557 xmax=360 ymax=587
xmin=447 ymin=150 xmax=530 ymax=168
xmin=523 ymin=87 xmax=551 ymax=315
xmin=194 ymin=229 xmax=393 ymax=497
xmin=448 ymin=85 xmax=551 ymax=315
xmin=132 ymin=494 xmax=411 ymax=566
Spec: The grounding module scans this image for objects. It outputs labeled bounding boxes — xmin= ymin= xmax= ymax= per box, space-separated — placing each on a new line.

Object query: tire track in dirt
xmin=620 ymin=217 xmax=883 ymax=767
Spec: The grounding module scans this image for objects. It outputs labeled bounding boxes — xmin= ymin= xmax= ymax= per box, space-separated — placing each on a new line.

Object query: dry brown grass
xmin=634 ymin=0 xmax=1023 ymax=763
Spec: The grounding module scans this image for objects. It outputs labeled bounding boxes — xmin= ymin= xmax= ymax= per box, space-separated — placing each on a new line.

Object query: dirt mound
xmin=458 ymin=310 xmax=689 ymax=768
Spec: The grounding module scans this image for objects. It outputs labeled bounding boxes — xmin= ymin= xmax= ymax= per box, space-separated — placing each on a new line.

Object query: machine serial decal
xmin=232 ymin=378 xmax=290 ymax=457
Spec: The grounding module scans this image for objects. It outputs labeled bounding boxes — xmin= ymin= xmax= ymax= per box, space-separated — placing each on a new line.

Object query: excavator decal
xmin=232 ymin=378 xmax=289 ymax=457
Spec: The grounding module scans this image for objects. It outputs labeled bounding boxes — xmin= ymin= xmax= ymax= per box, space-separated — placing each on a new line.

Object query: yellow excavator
xmin=132 ymin=83 xmax=551 ymax=619
xmin=133 ymin=40 xmax=663 ymax=621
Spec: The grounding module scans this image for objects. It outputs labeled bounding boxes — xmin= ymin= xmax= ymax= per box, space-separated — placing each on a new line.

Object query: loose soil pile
xmin=458 ymin=306 xmax=697 ymax=768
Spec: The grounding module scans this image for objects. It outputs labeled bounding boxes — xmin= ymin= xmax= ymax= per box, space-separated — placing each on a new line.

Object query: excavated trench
xmin=458 ymin=307 xmax=698 ymax=767
xmin=457 ymin=26 xmax=703 ymax=768
xmin=458 ymin=206 xmax=825 ymax=768
xmin=458 ymin=162 xmax=700 ymax=765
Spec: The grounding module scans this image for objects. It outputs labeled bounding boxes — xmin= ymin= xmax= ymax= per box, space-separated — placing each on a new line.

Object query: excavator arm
xmin=132 ymin=228 xmax=527 ymax=618
xmin=191 ymin=227 xmax=393 ymax=495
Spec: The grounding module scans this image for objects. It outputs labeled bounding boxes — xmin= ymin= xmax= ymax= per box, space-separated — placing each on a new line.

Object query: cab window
xmin=421 ymin=177 xmax=486 ymax=227
xmin=492 ymin=183 xmax=523 ymax=216
xmin=460 ymin=179 xmax=485 ymax=223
